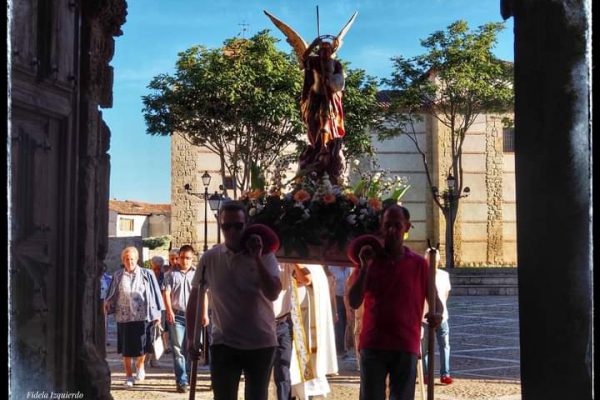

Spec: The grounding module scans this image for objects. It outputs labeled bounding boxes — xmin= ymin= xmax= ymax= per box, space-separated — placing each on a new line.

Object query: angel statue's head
xmin=317 ymin=40 xmax=334 ymax=58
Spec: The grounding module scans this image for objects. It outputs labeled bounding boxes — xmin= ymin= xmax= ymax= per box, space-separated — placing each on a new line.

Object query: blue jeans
xmin=334 ymin=296 xmax=347 ymax=354
xmin=359 ymin=348 xmax=417 ymax=400
xmin=273 ymin=316 xmax=292 ymax=400
xmin=423 ymin=320 xmax=450 ymax=376
xmin=169 ymin=313 xmax=190 ymax=385
xmin=210 ymin=344 xmax=276 ymax=400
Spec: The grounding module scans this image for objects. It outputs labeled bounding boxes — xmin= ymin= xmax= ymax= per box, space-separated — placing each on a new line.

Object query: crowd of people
xmin=102 ymin=202 xmax=453 ymax=399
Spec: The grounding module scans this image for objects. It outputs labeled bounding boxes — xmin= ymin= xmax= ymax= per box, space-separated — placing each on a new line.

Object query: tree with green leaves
xmin=143 ymin=30 xmax=381 ymax=198
xmin=381 ymin=20 xmax=513 ymax=268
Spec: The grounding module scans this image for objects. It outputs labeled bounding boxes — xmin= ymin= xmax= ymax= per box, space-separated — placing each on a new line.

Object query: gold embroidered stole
xmin=290 ymin=275 xmax=315 ymax=382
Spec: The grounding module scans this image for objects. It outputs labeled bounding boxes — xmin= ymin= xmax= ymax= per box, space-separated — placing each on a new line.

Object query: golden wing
xmin=332 ymin=11 xmax=358 ymax=58
xmin=264 ymin=10 xmax=308 ymax=69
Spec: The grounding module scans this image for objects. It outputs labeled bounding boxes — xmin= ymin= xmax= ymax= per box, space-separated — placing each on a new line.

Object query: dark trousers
xmin=359 ymin=348 xmax=417 ymax=400
xmin=273 ymin=316 xmax=293 ymax=400
xmin=334 ymin=295 xmax=347 ymax=354
xmin=210 ymin=344 xmax=276 ymax=400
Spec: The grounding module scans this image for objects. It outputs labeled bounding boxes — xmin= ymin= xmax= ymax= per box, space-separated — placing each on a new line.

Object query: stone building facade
xmin=171 ymin=111 xmax=516 ymax=266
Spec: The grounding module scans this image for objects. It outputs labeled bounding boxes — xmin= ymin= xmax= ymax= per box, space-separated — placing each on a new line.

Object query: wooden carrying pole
xmin=189 ymin=268 xmax=208 ymax=400
xmin=427 ymin=243 xmax=439 ymax=400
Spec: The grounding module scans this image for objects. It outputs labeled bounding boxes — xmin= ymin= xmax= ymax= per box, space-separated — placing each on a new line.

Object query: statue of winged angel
xmin=264 ymin=10 xmax=358 ymax=185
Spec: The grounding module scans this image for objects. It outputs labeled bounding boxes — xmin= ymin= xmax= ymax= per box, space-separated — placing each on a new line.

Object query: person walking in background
xmin=329 ymin=265 xmax=352 ymax=359
xmin=166 ymin=249 xmax=179 ymax=272
xmin=271 ymin=263 xmax=312 ymax=400
xmin=162 ymin=245 xmax=197 ymax=393
xmin=348 ymin=205 xmax=443 ymax=400
xmin=163 ymin=249 xmax=180 ymax=353
xmin=147 ymin=255 xmax=169 ymax=366
xmin=100 ymin=270 xmax=113 ymax=347
xmin=104 ymin=246 xmax=164 ymax=388
xmin=422 ymin=248 xmax=453 ymax=385
xmin=186 ymin=201 xmax=282 ymax=400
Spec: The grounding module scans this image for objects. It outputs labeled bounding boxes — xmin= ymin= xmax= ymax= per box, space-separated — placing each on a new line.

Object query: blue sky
xmin=103 ymin=0 xmax=514 ymax=204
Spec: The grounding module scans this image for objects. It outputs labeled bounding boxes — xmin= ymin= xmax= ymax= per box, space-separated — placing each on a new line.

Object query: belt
xmin=275 ymin=313 xmax=291 ymax=323
xmin=174 ymin=310 xmax=186 ymax=316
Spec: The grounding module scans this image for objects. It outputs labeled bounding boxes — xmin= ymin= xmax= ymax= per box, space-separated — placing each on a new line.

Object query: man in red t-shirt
xmin=348 ymin=205 xmax=443 ymax=400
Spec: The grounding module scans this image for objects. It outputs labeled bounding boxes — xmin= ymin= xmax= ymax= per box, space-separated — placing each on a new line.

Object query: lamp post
xmin=184 ymin=171 xmax=212 ymax=252
xmin=432 ymin=174 xmax=470 ymax=269
xmin=208 ymin=191 xmax=223 ymax=243
xmin=208 ymin=185 xmax=231 ymax=244
xmin=201 ymin=171 xmax=211 ymax=252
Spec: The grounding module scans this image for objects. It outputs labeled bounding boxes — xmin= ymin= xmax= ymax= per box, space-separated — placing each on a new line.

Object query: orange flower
xmin=368 ymin=197 xmax=382 ymax=211
xmin=346 ymin=192 xmax=359 ymax=206
xmin=293 ymin=189 xmax=311 ymax=202
xmin=322 ymin=193 xmax=336 ymax=204
xmin=248 ymin=189 xmax=264 ymax=200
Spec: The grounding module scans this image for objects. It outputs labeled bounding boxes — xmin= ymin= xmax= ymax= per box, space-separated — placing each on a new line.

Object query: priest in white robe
xmin=290 ymin=264 xmax=339 ymax=399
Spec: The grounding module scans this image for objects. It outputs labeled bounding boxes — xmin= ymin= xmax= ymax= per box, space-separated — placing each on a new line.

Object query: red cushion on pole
xmin=241 ymin=224 xmax=281 ymax=255
xmin=346 ymin=234 xmax=383 ymax=265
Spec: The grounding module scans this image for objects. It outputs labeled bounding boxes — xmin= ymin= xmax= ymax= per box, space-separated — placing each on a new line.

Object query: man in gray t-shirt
xmin=186 ymin=202 xmax=282 ymax=400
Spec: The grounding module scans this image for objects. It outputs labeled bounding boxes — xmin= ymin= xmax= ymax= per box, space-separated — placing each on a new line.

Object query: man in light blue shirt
xmin=162 ymin=244 xmax=197 ymax=393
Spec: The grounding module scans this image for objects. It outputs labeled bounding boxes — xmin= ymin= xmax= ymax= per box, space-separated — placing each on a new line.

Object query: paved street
xmin=108 ymin=295 xmax=521 ymax=399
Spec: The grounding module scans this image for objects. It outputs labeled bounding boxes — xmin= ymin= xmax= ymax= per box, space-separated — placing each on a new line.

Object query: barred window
xmin=119 ymin=218 xmax=134 ymax=232
xmin=503 ymin=127 xmax=515 ymax=153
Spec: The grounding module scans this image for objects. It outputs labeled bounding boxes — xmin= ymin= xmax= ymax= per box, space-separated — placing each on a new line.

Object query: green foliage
xmin=380 ymin=19 xmax=514 ymax=195
xmin=340 ymin=65 xmax=384 ymax=159
xmin=142 ymin=235 xmax=171 ymax=250
xmin=142 ymin=31 xmax=305 ymax=197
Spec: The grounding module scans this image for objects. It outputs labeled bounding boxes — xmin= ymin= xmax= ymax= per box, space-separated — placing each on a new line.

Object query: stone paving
xmin=108 ymin=296 xmax=521 ymax=399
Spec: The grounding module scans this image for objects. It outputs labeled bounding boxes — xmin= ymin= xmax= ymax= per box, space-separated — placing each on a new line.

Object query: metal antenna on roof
xmin=238 ymin=21 xmax=250 ymax=38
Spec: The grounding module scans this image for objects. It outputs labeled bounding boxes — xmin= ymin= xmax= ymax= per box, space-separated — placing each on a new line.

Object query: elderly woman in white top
xmin=104 ymin=246 xmax=165 ymax=388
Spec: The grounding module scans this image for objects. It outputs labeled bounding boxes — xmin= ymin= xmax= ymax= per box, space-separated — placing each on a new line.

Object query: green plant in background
xmin=142 ymin=235 xmax=172 ymax=250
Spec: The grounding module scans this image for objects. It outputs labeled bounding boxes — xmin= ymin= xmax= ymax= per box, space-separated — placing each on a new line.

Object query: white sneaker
xmin=134 ymin=368 xmax=145 ymax=382
xmin=124 ymin=377 xmax=135 ymax=388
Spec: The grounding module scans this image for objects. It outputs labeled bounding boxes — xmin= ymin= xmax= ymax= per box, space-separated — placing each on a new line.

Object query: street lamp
xmin=184 ymin=171 xmax=212 ymax=252
xmin=432 ymin=173 xmax=470 ymax=269
xmin=208 ymin=185 xmax=231 ymax=244
xmin=208 ymin=191 xmax=223 ymax=243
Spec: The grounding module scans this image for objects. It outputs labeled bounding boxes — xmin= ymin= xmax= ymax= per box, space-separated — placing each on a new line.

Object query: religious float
xmin=236 ymin=10 xmax=411 ymax=266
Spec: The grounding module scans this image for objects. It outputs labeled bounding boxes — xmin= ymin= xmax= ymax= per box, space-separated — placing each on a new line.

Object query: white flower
xmin=346 ymin=215 xmax=357 ymax=225
xmin=373 ymin=172 xmax=382 ymax=182
xmin=294 ymin=201 xmax=305 ymax=209
xmin=358 ymin=214 xmax=365 ymax=221
xmin=360 ymin=208 xmax=369 ymax=215
xmin=248 ymin=208 xmax=256 ymax=216
xmin=352 ymin=159 xmax=360 ymax=166
xmin=256 ymin=204 xmax=265 ymax=212
xmin=359 ymin=197 xmax=367 ymax=206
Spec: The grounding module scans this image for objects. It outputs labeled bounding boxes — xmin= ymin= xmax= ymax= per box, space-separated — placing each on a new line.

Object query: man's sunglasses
xmin=221 ymin=222 xmax=244 ymax=231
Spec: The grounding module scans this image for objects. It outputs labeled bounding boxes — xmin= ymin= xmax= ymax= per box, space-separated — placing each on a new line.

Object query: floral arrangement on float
xmin=240 ymin=159 xmax=410 ymax=264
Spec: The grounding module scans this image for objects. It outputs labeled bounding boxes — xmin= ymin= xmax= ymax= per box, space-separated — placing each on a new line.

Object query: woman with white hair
xmin=104 ymin=246 xmax=165 ymax=388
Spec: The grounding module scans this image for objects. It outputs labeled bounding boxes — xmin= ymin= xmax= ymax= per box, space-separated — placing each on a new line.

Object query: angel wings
xmin=264 ymin=10 xmax=358 ymax=68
